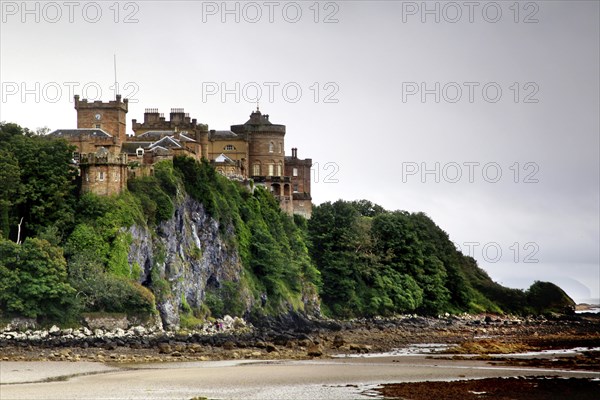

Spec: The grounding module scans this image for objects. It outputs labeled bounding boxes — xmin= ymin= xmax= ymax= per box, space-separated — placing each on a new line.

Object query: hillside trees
xmin=174 ymin=156 xmax=320 ymax=315
xmin=308 ymin=200 xmax=542 ymax=317
xmin=0 ymin=237 xmax=77 ymax=320
xmin=0 ymin=122 xmax=77 ymax=241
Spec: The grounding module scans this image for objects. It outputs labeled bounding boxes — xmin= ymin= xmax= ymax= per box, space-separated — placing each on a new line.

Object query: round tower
xmin=231 ymin=108 xmax=285 ymax=178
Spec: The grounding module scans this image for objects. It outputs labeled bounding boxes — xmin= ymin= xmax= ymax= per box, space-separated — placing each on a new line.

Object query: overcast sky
xmin=1 ymin=1 xmax=598 ymax=303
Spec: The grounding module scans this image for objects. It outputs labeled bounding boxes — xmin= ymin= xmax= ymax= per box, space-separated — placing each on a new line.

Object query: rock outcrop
xmin=128 ymin=196 xmax=245 ymax=329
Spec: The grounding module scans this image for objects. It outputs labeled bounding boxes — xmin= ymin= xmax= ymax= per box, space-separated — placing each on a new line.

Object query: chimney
xmin=292 ymin=148 xmax=298 ymax=158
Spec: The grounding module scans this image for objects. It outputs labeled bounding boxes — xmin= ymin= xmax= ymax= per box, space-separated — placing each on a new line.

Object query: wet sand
xmin=2 ymin=356 xmax=599 ymax=400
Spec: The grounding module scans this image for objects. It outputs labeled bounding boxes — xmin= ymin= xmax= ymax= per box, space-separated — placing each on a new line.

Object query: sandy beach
xmin=2 ymin=356 xmax=599 ymax=400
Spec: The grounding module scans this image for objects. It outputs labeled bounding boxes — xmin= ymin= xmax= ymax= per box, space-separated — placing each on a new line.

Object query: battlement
xmin=74 ymin=94 xmax=128 ymax=112
xmin=132 ymin=107 xmax=207 ymax=133
xmin=80 ymin=151 xmax=128 ymax=165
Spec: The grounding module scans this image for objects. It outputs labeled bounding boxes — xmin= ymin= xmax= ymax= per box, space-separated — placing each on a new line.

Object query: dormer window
xmin=136 ymin=147 xmax=144 ymax=157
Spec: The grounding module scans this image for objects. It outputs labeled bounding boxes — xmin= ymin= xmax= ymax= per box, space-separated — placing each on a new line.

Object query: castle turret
xmin=231 ymin=108 xmax=286 ymax=178
xmin=79 ymin=146 xmax=128 ymax=196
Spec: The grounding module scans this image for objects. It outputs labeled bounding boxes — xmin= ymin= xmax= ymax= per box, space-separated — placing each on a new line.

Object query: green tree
xmin=0 ymin=122 xmax=77 ymax=240
xmin=0 ymin=148 xmax=20 ymax=238
xmin=0 ymin=237 xmax=77 ymax=320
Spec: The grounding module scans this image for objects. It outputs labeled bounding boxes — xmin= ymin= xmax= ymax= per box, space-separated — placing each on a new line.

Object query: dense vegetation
xmin=174 ymin=156 xmax=320 ymax=316
xmin=0 ymin=123 xmax=319 ymax=324
xmin=0 ymin=122 xmax=575 ymax=326
xmin=308 ymin=200 xmax=575 ymax=317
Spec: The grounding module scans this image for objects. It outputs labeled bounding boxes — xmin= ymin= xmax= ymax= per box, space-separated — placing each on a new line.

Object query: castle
xmin=49 ymin=95 xmax=312 ymax=218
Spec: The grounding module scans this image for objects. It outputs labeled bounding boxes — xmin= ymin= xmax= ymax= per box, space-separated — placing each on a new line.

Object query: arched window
xmin=253 ymin=163 xmax=261 ymax=176
xmin=268 ymin=164 xmax=274 ymax=176
xmin=269 ymin=142 xmax=274 ymax=153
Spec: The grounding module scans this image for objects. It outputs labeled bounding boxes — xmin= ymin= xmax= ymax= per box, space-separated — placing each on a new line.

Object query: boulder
xmin=49 ymin=325 xmax=61 ymax=336
xmin=307 ymin=344 xmax=323 ymax=357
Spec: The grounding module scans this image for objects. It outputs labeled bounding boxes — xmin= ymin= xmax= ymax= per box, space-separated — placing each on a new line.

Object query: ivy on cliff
xmin=173 ymin=156 xmax=320 ymax=315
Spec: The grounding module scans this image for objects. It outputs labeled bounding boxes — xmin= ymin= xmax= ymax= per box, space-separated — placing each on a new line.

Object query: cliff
xmin=128 ymin=196 xmax=247 ymax=328
xmin=0 ymin=126 xmax=576 ymax=325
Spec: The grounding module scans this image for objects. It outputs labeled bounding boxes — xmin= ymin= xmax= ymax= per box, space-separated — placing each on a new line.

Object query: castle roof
xmin=179 ymin=133 xmax=197 ymax=142
xmin=209 ymin=130 xmax=238 ymax=140
xmin=122 ymin=142 xmax=152 ymax=154
xmin=244 ymin=110 xmax=272 ymax=125
xmin=214 ymin=153 xmax=236 ymax=164
xmin=231 ymin=109 xmax=285 ymax=135
xmin=136 ymin=130 xmax=174 ymax=140
xmin=148 ymin=136 xmax=182 ymax=150
xmin=48 ymin=128 xmax=112 ymax=138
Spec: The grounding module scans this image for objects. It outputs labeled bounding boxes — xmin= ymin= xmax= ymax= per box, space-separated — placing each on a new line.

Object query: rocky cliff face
xmin=128 ymin=196 xmax=244 ymax=329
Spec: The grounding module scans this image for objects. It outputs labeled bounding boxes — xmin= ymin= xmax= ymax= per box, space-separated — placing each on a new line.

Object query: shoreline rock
xmin=0 ymin=313 xmax=598 ymax=364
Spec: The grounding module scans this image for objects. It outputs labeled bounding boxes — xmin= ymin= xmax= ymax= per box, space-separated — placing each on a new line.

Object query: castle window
xmin=98 ymin=171 xmax=105 ymax=181
xmin=253 ymin=164 xmax=260 ymax=176
xmin=224 ymin=145 xmax=235 ymax=151
xmin=268 ymin=164 xmax=274 ymax=176
xmin=269 ymin=142 xmax=274 ymax=153
xmin=114 ymin=172 xmax=119 ymax=182
xmin=293 ymin=168 xmax=298 ymax=177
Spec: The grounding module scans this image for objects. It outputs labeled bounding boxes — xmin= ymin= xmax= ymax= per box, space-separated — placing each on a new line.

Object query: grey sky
xmin=1 ymin=1 xmax=598 ymax=303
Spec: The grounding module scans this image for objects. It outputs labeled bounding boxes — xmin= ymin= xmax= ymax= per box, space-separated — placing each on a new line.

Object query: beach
xmin=2 ymin=356 xmax=599 ymax=400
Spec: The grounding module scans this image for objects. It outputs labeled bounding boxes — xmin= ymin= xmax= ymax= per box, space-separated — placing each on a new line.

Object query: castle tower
xmin=131 ymin=108 xmax=208 ymax=159
xmin=231 ymin=108 xmax=292 ymax=213
xmin=231 ymin=108 xmax=286 ymax=179
xmin=74 ymin=94 xmax=128 ymax=144
xmin=80 ymin=147 xmax=128 ymax=196
xmin=285 ymin=148 xmax=313 ymax=218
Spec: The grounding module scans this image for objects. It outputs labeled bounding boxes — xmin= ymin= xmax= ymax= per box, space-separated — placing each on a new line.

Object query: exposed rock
xmin=307 ymin=343 xmax=323 ymax=357
xmin=223 ymin=340 xmax=236 ymax=350
xmin=332 ymin=334 xmax=345 ymax=348
xmin=128 ymin=196 xmax=245 ymax=329
xmin=49 ymin=325 xmax=61 ymax=336
xmin=84 ymin=315 xmax=129 ymax=330
xmin=157 ymin=343 xmax=172 ymax=354
xmin=265 ymin=343 xmax=277 ymax=353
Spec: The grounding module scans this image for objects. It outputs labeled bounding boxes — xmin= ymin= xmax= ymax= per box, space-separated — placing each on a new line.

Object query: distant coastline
xmin=575 ymin=303 xmax=600 ymax=314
